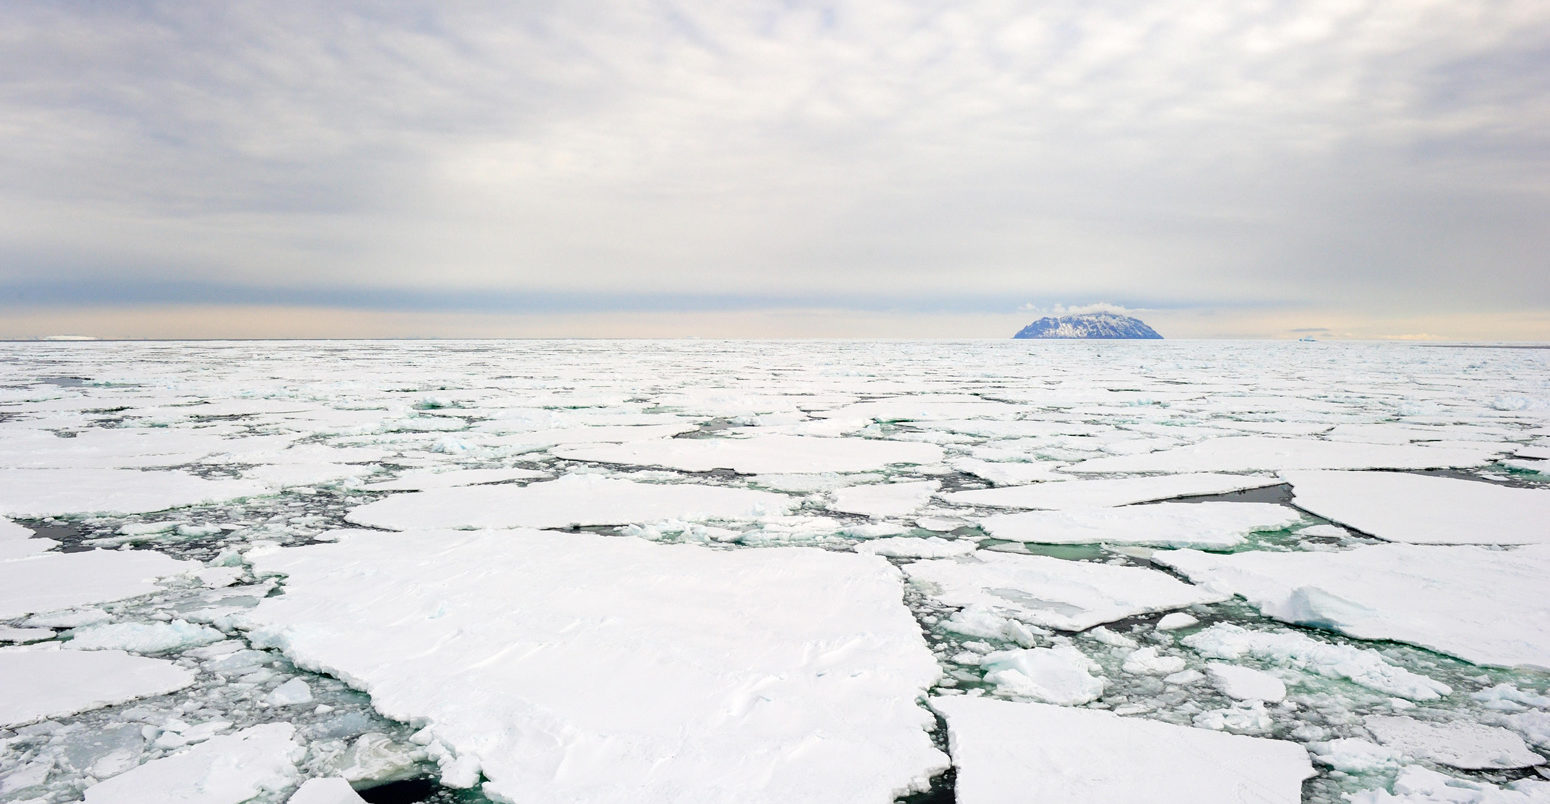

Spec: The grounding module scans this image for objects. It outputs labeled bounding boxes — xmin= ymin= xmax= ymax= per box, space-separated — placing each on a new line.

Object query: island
xmin=1013 ymin=312 xmax=1163 ymax=339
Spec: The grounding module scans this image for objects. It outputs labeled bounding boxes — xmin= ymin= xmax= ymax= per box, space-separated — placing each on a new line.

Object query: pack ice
xmin=980 ymin=502 xmax=1302 ymax=549
xmin=553 ymin=434 xmax=943 ymax=474
xmin=242 ymin=529 xmax=947 ymax=803
xmin=1285 ymin=470 xmax=1550 ymax=545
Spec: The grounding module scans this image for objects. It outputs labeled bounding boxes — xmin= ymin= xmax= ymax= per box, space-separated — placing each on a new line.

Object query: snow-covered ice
xmin=1347 ymin=765 xmax=1550 ymax=803
xmin=289 ymin=777 xmax=366 ymax=804
xmin=82 ymin=723 xmax=301 ymax=804
xmin=932 ymin=695 xmax=1314 ymax=804
xmin=0 ymin=549 xmax=195 ymax=620
xmin=1183 ymin=623 xmax=1452 ymax=700
xmin=1205 ymin=662 xmax=1288 ymax=702
xmin=978 ymin=645 xmax=1106 ymax=704
xmin=942 ymin=473 xmax=1279 ymax=510
xmin=66 ymin=620 xmax=224 ymax=653
xmin=854 ymin=536 xmax=977 ymax=558
xmin=0 ymin=647 xmax=196 ymax=727
xmin=980 ymin=501 xmax=1302 ymax=548
xmin=0 ymin=468 xmax=268 ymax=517
xmin=1069 ymin=436 xmax=1503 ymax=474
xmin=554 ymin=434 xmax=943 ymax=474
xmin=1363 ymin=716 xmax=1545 ymax=770
xmin=1286 ymin=470 xmax=1550 ymax=545
xmin=830 ymin=479 xmax=939 ymax=517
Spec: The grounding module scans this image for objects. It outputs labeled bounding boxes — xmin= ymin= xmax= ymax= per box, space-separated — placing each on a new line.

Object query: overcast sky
xmin=2 ymin=1 xmax=1547 ymax=339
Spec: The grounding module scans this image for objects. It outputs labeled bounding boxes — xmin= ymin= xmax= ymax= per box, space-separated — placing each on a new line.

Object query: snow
xmin=0 ymin=549 xmax=196 ymax=620
xmin=1068 ymin=436 xmax=1502 ymax=474
xmin=830 ymin=480 xmax=939 ymax=517
xmin=82 ymin=723 xmax=302 ymax=804
xmin=903 ymin=551 xmax=1227 ymax=631
xmin=553 ymin=434 xmax=944 ymax=474
xmin=1285 ymin=470 xmax=1550 ymax=545
xmin=854 ymin=536 xmax=977 ymax=559
xmin=289 ymin=778 xmax=366 ymax=804
xmin=0 ymin=647 xmax=196 ymax=727
xmin=1158 ymin=544 xmax=1550 ymax=668
xmin=1363 ymin=716 xmax=1545 ymax=770
xmin=931 ymin=695 xmax=1314 ymax=804
xmin=980 ymin=502 xmax=1302 ymax=548
xmin=346 ymin=473 xmax=794 ymax=530
xmin=0 ymin=468 xmax=268 ymax=517
xmin=1348 ymin=765 xmax=1550 ymax=804
xmin=67 ymin=620 xmax=224 ymax=653
xmin=363 ymin=466 xmax=547 ymax=491
xmin=1205 ymin=662 xmax=1287 ymax=702
xmin=942 ymin=472 xmax=1278 ymax=510
xmin=1183 ymin=624 xmax=1452 ymax=700
xmin=242 ymin=528 xmax=947 ymax=803
xmin=979 ymin=646 xmax=1106 ymax=704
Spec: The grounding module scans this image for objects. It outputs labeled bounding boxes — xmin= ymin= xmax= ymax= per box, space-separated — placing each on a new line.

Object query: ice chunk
xmin=1068 ymin=436 xmax=1502 ymax=474
xmin=268 ymin=678 xmax=315 ymax=706
xmin=0 ymin=549 xmax=195 ymax=619
xmin=1157 ymin=612 xmax=1200 ymax=631
xmin=854 ymin=536 xmax=977 ymax=559
xmin=0 ymin=517 xmax=57 ymax=560
xmin=943 ymin=473 xmax=1278 ymax=510
xmin=363 ymin=466 xmax=546 ymax=491
xmin=903 ymin=551 xmax=1226 ymax=631
xmin=1123 ymin=646 xmax=1187 ymax=675
xmin=1182 ymin=624 xmax=1451 ymax=700
xmin=67 ymin=620 xmax=224 ymax=653
xmin=830 ymin=480 xmax=939 ymax=517
xmin=0 ymin=468 xmax=267 ymax=516
xmin=1158 ymin=544 xmax=1550 ymax=668
xmin=1286 ymin=470 xmax=1550 ymax=545
xmin=1348 ymin=765 xmax=1550 ymax=804
xmin=1205 ymin=662 xmax=1287 ymax=702
xmin=981 ymin=502 xmax=1301 ymax=549
xmin=553 ymin=434 xmax=943 ymax=474
xmin=947 ymin=459 xmax=1065 ymax=486
xmin=979 ymin=645 xmax=1105 ymax=704
xmin=1364 ymin=716 xmax=1545 ymax=770
xmin=1193 ymin=700 xmax=1274 ymax=733
xmin=83 ymin=723 xmax=301 ymax=803
xmin=242 ymin=529 xmax=947 ymax=803
xmin=346 ymin=473 xmax=794 ymax=530
xmin=0 ymin=625 xmax=53 ymax=643
xmin=0 ymin=647 xmax=195 ymax=726
xmin=932 ymin=696 xmax=1314 ymax=804
xmin=289 ymin=778 xmax=366 ymax=804
xmin=1308 ymin=737 xmax=1403 ymax=772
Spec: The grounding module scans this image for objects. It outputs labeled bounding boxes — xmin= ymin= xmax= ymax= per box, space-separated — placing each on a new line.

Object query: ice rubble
xmin=553 ymin=434 xmax=944 ymax=474
xmin=82 ymin=722 xmax=302 ymax=804
xmin=1363 ymin=716 xmax=1544 ymax=770
xmin=242 ymin=529 xmax=947 ymax=803
xmin=854 ymin=536 xmax=977 ymax=558
xmin=980 ymin=501 xmax=1302 ymax=548
xmin=1182 ymin=623 xmax=1451 ymax=700
xmin=931 ymin=696 xmax=1314 ymax=804
xmin=979 ymin=646 xmax=1106 ymax=704
xmin=1347 ymin=765 xmax=1550 ymax=804
xmin=903 ymin=551 xmax=1226 ymax=631
xmin=0 ymin=468 xmax=268 ymax=517
xmin=66 ymin=620 xmax=224 ymax=653
xmin=942 ymin=472 xmax=1279 ymax=509
xmin=1285 ymin=470 xmax=1550 ymax=545
xmin=1159 ymin=545 xmax=1550 ymax=668
xmin=0 ymin=647 xmax=195 ymax=727
xmin=830 ymin=480 xmax=940 ymax=517
xmin=345 ymin=473 xmax=794 ymax=530
xmin=0 ymin=549 xmax=195 ymax=620
xmin=1069 ymin=436 xmax=1503 ymax=474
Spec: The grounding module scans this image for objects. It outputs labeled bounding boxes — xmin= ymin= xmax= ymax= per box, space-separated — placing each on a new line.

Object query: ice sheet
xmin=243 ymin=529 xmax=947 ymax=803
xmin=903 ymin=551 xmax=1227 ymax=631
xmin=0 ymin=549 xmax=195 ymax=620
xmin=1159 ymin=545 xmax=1550 ymax=668
xmin=0 ymin=647 xmax=196 ymax=727
xmin=1069 ymin=436 xmax=1503 ymax=474
xmin=931 ymin=695 xmax=1314 ymax=804
xmin=346 ymin=473 xmax=794 ymax=530
xmin=1286 ymin=470 xmax=1550 ymax=545
xmin=980 ymin=502 xmax=1302 ymax=549
xmin=82 ymin=723 xmax=301 ymax=804
xmin=943 ymin=473 xmax=1279 ymax=510
xmin=554 ymin=434 xmax=943 ymax=474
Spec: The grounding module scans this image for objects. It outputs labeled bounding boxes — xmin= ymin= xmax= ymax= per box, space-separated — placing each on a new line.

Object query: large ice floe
xmin=0 ymin=468 xmax=267 ymax=517
xmin=1159 ymin=544 xmax=1550 ymax=668
xmin=980 ymin=501 xmax=1303 ymax=548
xmin=241 ymin=529 xmax=947 ymax=802
xmin=1068 ymin=436 xmax=1504 ymax=474
xmin=1285 ymin=470 xmax=1550 ymax=545
xmin=81 ymin=723 xmax=302 ymax=803
xmin=942 ymin=472 xmax=1280 ymax=509
xmin=932 ymin=695 xmax=1315 ymax=803
xmin=553 ymin=434 xmax=943 ymax=474
xmin=0 ymin=549 xmax=194 ymax=620
xmin=0 ymin=647 xmax=196 ymax=727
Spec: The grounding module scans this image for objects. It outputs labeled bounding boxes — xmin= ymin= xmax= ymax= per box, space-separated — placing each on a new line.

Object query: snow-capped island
xmin=1013 ymin=312 xmax=1163 ymax=339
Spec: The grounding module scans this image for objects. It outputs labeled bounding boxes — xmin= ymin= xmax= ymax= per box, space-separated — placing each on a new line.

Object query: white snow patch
xmin=1348 ymin=765 xmax=1550 ymax=804
xmin=854 ymin=536 xmax=977 ymax=559
xmin=363 ymin=466 xmax=546 ymax=491
xmin=67 ymin=620 xmax=224 ymax=653
xmin=289 ymin=778 xmax=366 ymax=804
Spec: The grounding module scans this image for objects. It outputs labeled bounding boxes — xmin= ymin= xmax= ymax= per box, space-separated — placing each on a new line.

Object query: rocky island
xmin=1013 ymin=312 xmax=1163 ymax=339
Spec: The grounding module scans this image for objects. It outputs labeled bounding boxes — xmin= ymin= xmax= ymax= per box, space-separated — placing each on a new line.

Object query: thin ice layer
xmin=0 ymin=549 xmax=195 ymax=620
xmin=1157 ymin=544 xmax=1550 ymax=668
xmin=82 ymin=723 xmax=301 ymax=804
xmin=1286 ymin=470 xmax=1550 ymax=545
xmin=903 ymin=551 xmax=1226 ymax=631
xmin=243 ymin=529 xmax=947 ymax=804
xmin=1068 ymin=436 xmax=1501 ymax=474
xmin=0 ymin=468 xmax=268 ymax=517
xmin=931 ymin=696 xmax=1314 ymax=804
xmin=0 ymin=647 xmax=196 ymax=727
xmin=553 ymin=434 xmax=943 ymax=474
xmin=980 ymin=502 xmax=1302 ymax=548
xmin=345 ymin=474 xmax=793 ymax=530
xmin=943 ymin=473 xmax=1279 ymax=510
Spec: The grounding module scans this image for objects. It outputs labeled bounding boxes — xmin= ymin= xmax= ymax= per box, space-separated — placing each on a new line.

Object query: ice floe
xmin=289 ymin=777 xmax=367 ymax=804
xmin=82 ymin=722 xmax=301 ymax=804
xmin=830 ymin=479 xmax=940 ymax=517
xmin=1286 ymin=470 xmax=1550 ymax=545
xmin=0 ymin=468 xmax=268 ymax=517
xmin=1347 ymin=765 xmax=1550 ymax=803
xmin=1160 ymin=545 xmax=1550 ymax=668
xmin=0 ymin=549 xmax=195 ymax=620
xmin=854 ymin=536 xmax=977 ymax=559
xmin=1363 ymin=716 xmax=1545 ymax=770
xmin=554 ymin=434 xmax=943 ymax=474
xmin=903 ymin=551 xmax=1227 ymax=631
xmin=931 ymin=695 xmax=1314 ymax=804
xmin=942 ymin=472 xmax=1278 ymax=509
xmin=1069 ymin=436 xmax=1503 ymax=474
xmin=978 ymin=645 xmax=1105 ymax=704
xmin=980 ymin=501 xmax=1302 ymax=549
xmin=242 ymin=529 xmax=947 ymax=803
xmin=362 ymin=466 xmax=546 ymax=491
xmin=1182 ymin=623 xmax=1452 ymax=700
xmin=66 ymin=620 xmax=224 ymax=654
xmin=0 ymin=647 xmax=196 ymax=727
xmin=1205 ymin=662 xmax=1288 ymax=702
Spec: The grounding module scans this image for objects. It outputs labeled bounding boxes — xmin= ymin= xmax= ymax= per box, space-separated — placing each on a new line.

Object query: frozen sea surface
xmin=1 ymin=339 xmax=1547 ymax=803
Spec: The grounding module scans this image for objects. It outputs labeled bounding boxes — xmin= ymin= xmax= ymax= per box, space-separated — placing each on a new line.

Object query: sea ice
xmin=830 ymin=480 xmax=940 ymax=517
xmin=363 ymin=466 xmax=547 ymax=491
xmin=0 ymin=549 xmax=195 ymax=620
xmin=0 ymin=517 xmax=56 ymax=560
xmin=1068 ymin=436 xmax=1502 ymax=474
xmin=1285 ymin=470 xmax=1550 ymax=545
xmin=0 ymin=467 xmax=268 ymax=517
xmin=82 ymin=723 xmax=301 ymax=804
xmin=289 ymin=777 xmax=367 ymax=804
xmin=0 ymin=647 xmax=195 ymax=727
xmin=942 ymin=472 xmax=1278 ymax=509
xmin=1347 ymin=765 xmax=1550 ymax=804
xmin=345 ymin=473 xmax=794 ymax=530
xmin=1205 ymin=662 xmax=1287 ymax=702
xmin=1308 ymin=738 xmax=1403 ymax=772
xmin=1159 ymin=545 xmax=1550 ymax=668
xmin=1183 ymin=624 xmax=1452 ymax=700
xmin=242 ymin=529 xmax=947 ymax=803
xmin=1157 ymin=612 xmax=1200 ymax=630
xmin=946 ymin=458 xmax=1066 ymax=486
xmin=1122 ymin=646 xmax=1187 ymax=675
xmin=854 ymin=536 xmax=977 ymax=559
xmin=67 ymin=620 xmax=224 ymax=653
xmin=553 ymin=434 xmax=943 ymax=474
xmin=931 ymin=695 xmax=1314 ymax=804
xmin=903 ymin=551 xmax=1226 ymax=631
xmin=1363 ymin=716 xmax=1545 ymax=770
xmin=980 ymin=502 xmax=1302 ymax=549
xmin=979 ymin=645 xmax=1105 ymax=704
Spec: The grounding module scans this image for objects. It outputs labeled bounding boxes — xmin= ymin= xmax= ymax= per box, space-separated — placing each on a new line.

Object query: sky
xmin=2 ymin=1 xmax=1548 ymax=340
